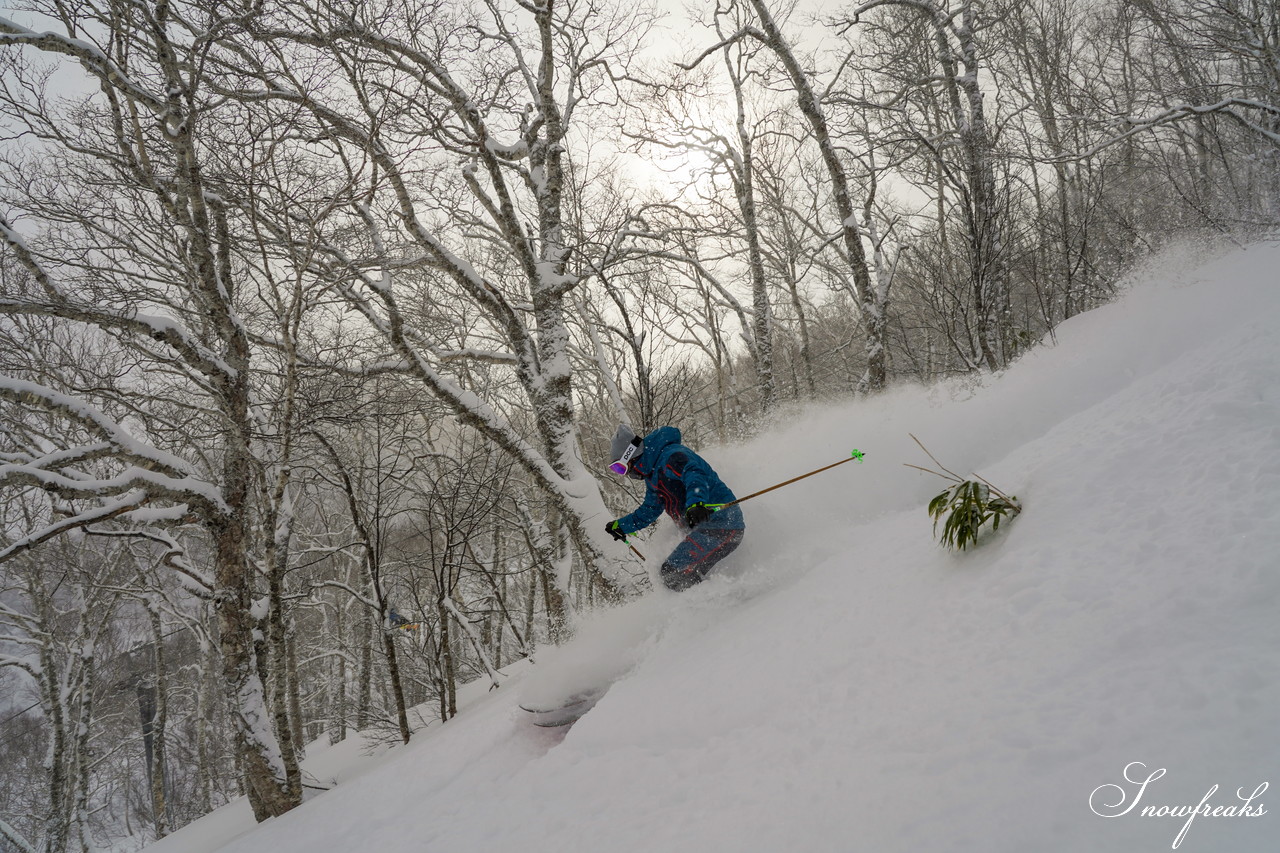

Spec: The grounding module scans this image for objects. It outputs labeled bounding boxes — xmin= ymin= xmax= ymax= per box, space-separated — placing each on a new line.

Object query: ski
xmin=519 ymin=686 xmax=608 ymax=728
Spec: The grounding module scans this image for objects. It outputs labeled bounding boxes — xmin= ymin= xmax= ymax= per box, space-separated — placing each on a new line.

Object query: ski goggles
xmin=608 ymin=437 xmax=642 ymax=476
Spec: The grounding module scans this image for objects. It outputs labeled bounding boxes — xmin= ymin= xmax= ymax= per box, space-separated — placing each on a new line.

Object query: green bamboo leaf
xmin=925 ymin=476 xmax=1020 ymax=551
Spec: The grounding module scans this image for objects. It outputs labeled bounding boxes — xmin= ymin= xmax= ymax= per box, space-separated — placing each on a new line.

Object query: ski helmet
xmin=608 ymin=424 xmax=643 ymax=478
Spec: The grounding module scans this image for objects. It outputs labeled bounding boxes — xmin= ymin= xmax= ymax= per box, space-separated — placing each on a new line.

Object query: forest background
xmin=0 ymin=0 xmax=1276 ymax=850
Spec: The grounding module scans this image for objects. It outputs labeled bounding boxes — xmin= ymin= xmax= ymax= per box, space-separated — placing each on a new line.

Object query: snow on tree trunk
xmin=744 ymin=0 xmax=883 ymax=391
xmin=442 ymin=596 xmax=505 ymax=691
xmin=953 ymin=3 xmax=1007 ymax=371
xmin=720 ymin=21 xmax=777 ymax=413
xmin=38 ymin=601 xmax=70 ymax=853
xmin=0 ymin=11 xmax=304 ymax=823
xmin=234 ymin=1 xmax=643 ymax=609
xmin=0 ymin=820 xmax=37 ymax=853
xmin=144 ymin=606 xmax=170 ymax=839
xmin=212 ymin=505 xmax=296 ymax=821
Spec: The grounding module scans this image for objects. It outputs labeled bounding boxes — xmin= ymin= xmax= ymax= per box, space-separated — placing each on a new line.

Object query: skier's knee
xmin=660 ymin=563 xmax=700 ymax=592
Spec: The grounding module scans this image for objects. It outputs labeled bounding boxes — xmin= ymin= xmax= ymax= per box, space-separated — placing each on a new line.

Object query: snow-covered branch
xmin=308 ymin=580 xmax=379 ymax=612
xmin=0 ymin=818 xmax=38 ymax=853
xmin=0 ymin=489 xmax=148 ymax=564
xmin=441 ymin=596 xmax=504 ymax=690
xmin=0 ymin=379 xmax=224 ymax=512
xmin=677 ymin=26 xmax=756 ymax=71
xmin=0 ymin=16 xmax=167 ymax=112
xmin=0 ymin=296 xmax=234 ymax=383
xmin=1062 ymin=98 xmax=1280 ymax=160
xmin=0 ymin=653 xmax=41 ymax=680
xmin=436 ymin=348 xmax=520 ymax=366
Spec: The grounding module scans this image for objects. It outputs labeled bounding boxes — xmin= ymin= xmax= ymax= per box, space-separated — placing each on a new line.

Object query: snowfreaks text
xmin=1089 ymin=761 xmax=1268 ymax=849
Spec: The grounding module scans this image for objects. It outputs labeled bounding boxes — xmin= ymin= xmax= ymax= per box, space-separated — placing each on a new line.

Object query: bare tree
xmin=0 ymin=6 xmax=303 ymax=820
xmin=836 ymin=0 xmax=1010 ymax=371
xmin=310 ymin=407 xmax=420 ymax=743
xmin=210 ymin=0 xmax=660 ymax=607
xmin=680 ymin=0 xmax=885 ymax=391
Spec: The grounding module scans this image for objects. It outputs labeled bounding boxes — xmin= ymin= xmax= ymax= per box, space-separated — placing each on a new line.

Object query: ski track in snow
xmin=144 ymin=242 xmax=1280 ymax=853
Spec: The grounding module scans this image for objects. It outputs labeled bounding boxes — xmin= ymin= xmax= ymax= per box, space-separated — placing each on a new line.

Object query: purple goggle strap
xmin=608 ymin=437 xmax=642 ymax=475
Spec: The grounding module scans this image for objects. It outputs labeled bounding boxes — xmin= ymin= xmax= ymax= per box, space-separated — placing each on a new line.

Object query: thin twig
xmin=902 ymin=462 xmax=960 ymax=482
xmin=909 ymin=433 xmax=964 ymax=481
xmin=906 ymin=437 xmax=1021 ymax=514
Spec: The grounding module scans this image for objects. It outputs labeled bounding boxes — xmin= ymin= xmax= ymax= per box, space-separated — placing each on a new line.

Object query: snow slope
xmin=147 ymin=242 xmax=1280 ymax=853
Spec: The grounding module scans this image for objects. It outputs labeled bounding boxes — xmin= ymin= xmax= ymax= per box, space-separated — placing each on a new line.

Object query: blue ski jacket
xmin=614 ymin=426 xmax=744 ymax=536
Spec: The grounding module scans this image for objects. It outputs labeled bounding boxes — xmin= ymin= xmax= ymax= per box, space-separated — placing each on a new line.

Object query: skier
xmin=387 ymin=608 xmax=414 ymax=630
xmin=605 ymin=424 xmax=745 ymax=591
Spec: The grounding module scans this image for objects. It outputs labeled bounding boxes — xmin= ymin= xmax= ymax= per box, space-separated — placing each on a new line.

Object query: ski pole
xmin=707 ymin=449 xmax=865 ymax=513
xmin=608 ymin=526 xmax=646 ymax=561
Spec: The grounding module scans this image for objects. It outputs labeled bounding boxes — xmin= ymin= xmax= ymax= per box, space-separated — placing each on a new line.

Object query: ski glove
xmin=684 ymin=502 xmax=714 ymax=528
xmin=606 ymin=520 xmax=627 ymax=542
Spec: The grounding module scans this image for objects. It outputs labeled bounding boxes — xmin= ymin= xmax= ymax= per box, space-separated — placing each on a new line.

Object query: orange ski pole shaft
xmin=708 ymin=449 xmax=865 ymax=512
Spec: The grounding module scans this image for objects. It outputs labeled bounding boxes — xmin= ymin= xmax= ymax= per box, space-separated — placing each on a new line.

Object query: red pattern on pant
xmin=660 ymin=526 xmax=745 ymax=591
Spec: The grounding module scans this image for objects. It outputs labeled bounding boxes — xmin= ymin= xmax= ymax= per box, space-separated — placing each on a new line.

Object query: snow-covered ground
xmin=144 ymin=241 xmax=1280 ymax=853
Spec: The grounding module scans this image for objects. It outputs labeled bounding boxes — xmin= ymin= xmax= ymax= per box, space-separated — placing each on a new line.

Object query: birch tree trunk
xmin=841 ymin=0 xmax=1007 ymax=370
xmin=145 ymin=606 xmax=170 ymax=839
xmin=740 ymin=0 xmax=883 ymax=390
xmin=224 ymin=0 xmax=651 ymax=605
xmin=0 ymin=8 xmax=303 ymax=821
xmin=313 ymin=432 xmax=412 ymax=743
xmin=719 ymin=14 xmax=776 ymax=413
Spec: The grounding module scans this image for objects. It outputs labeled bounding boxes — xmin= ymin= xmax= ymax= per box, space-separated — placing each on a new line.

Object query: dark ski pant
xmin=660 ymin=522 xmax=745 ymax=592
